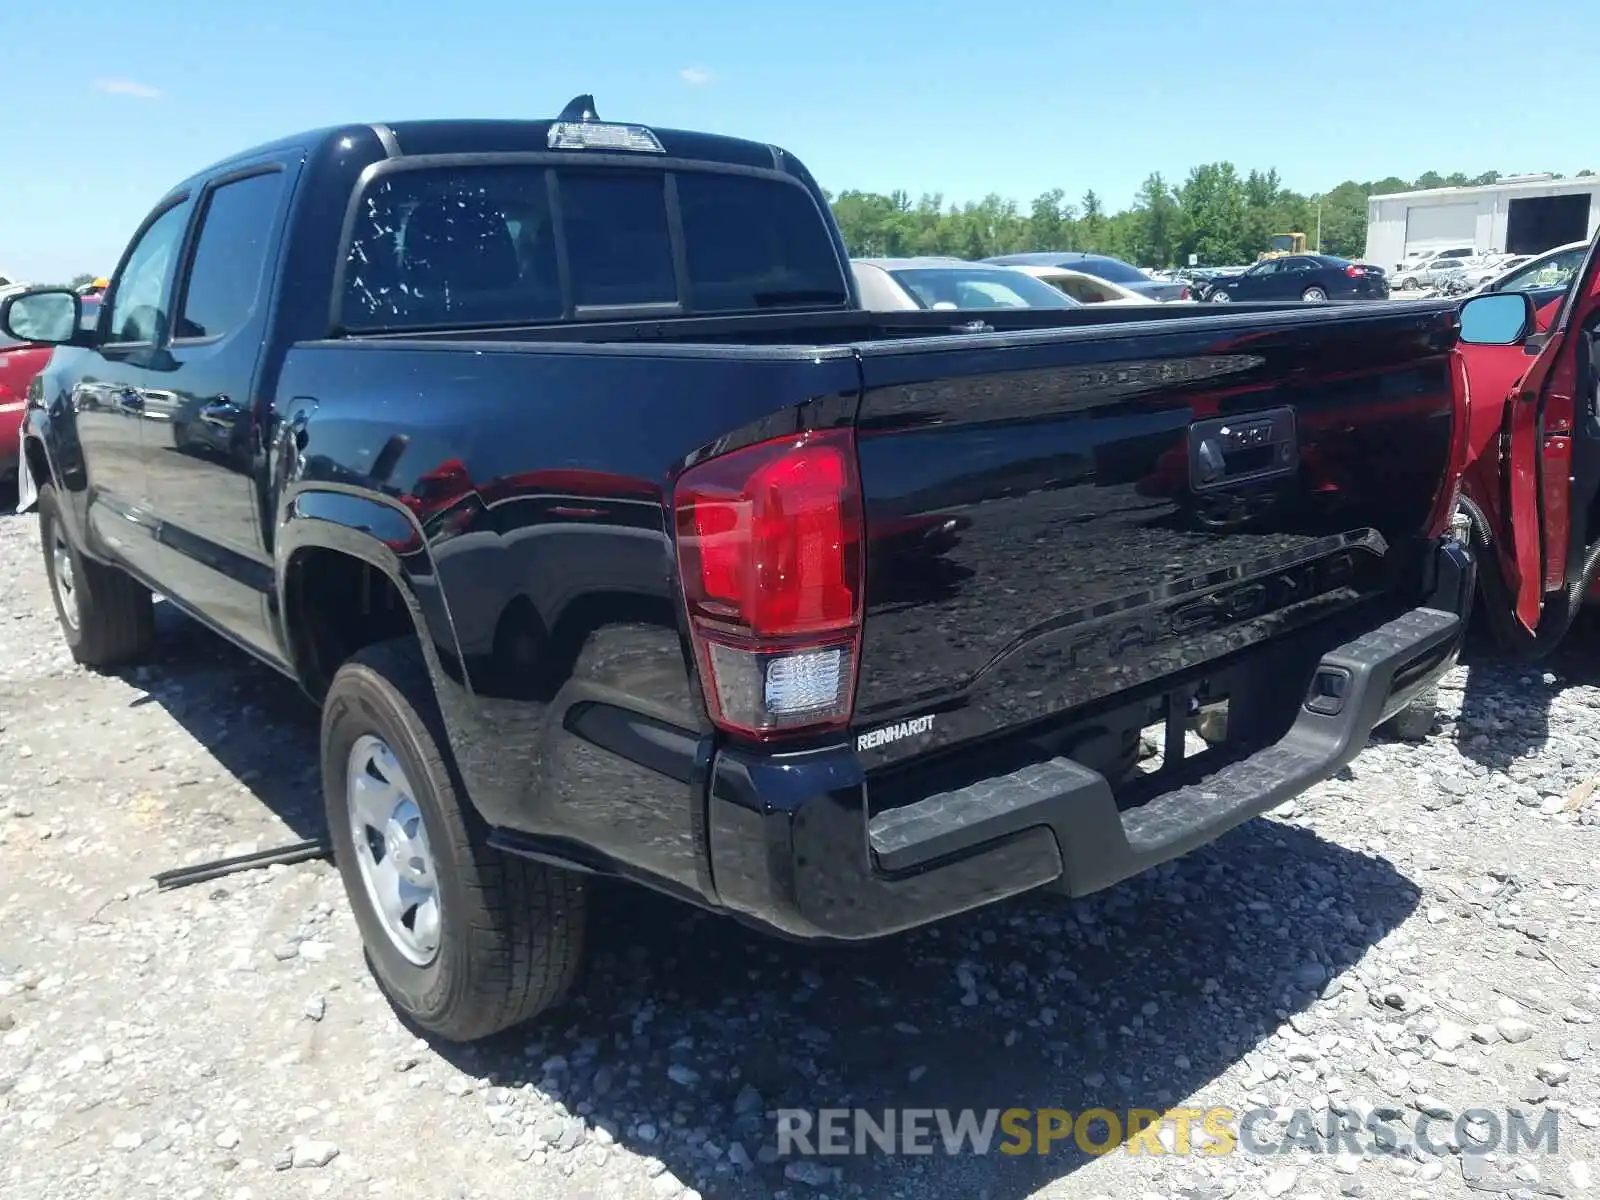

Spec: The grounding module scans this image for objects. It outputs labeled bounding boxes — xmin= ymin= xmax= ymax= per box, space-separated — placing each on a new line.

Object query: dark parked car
xmin=982 ymin=251 xmax=1189 ymax=302
xmin=1206 ymin=255 xmax=1388 ymax=304
xmin=6 ymin=96 xmax=1471 ymax=1043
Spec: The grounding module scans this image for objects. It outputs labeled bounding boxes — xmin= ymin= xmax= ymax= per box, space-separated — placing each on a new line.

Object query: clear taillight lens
xmin=674 ymin=429 xmax=864 ymax=740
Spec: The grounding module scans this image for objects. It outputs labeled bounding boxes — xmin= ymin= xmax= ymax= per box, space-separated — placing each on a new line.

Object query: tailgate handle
xmin=1188 ymin=406 xmax=1298 ymax=492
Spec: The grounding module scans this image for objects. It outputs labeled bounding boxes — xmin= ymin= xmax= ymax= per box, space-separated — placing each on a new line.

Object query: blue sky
xmin=4 ymin=0 xmax=1596 ymax=280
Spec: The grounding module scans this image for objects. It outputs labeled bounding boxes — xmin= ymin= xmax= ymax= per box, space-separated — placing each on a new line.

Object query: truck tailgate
xmin=850 ymin=304 xmax=1460 ymax=768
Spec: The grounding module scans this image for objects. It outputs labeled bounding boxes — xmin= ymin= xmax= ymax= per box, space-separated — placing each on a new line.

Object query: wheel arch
xmin=276 ymin=489 xmax=469 ymax=705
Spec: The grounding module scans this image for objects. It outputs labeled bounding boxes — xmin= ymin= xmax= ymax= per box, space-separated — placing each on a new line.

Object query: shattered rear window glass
xmin=342 ymin=166 xmax=561 ymax=330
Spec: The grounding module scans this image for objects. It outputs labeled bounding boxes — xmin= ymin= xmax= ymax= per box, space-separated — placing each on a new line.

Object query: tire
xmin=322 ymin=638 xmax=587 ymax=1042
xmin=1301 ymin=287 xmax=1328 ymax=303
xmin=1377 ymin=686 xmax=1438 ymax=743
xmin=1210 ymin=290 xmax=1232 ymax=303
xmin=37 ymin=483 xmax=154 ymax=668
xmin=1401 ymin=277 xmax=1419 ymax=291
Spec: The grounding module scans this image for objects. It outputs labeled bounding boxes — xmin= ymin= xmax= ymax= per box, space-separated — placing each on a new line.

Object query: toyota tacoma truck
xmin=4 ymin=96 xmax=1474 ymax=1042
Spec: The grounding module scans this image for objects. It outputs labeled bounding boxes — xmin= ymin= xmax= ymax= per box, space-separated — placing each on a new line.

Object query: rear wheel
xmin=1210 ymin=290 xmax=1232 ymax=303
xmin=322 ymin=638 xmax=588 ymax=1042
xmin=1401 ymin=277 xmax=1419 ymax=291
xmin=1301 ymin=286 xmax=1328 ymax=302
xmin=37 ymin=483 xmax=154 ymax=668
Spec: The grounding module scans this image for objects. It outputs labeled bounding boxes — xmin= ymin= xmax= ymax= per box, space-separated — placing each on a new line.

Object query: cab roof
xmin=185 ymin=106 xmax=796 ymax=191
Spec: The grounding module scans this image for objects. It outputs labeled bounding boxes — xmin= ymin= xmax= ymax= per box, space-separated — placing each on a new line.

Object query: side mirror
xmin=0 ymin=288 xmax=83 ymax=346
xmin=1458 ymin=291 xmax=1536 ymax=346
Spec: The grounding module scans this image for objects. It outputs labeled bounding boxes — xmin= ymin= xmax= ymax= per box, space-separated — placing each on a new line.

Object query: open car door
xmin=1461 ymin=233 xmax=1600 ymax=635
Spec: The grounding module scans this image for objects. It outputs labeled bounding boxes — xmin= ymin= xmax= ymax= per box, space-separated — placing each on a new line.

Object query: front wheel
xmin=1401 ymin=277 xmax=1419 ymax=291
xmin=1301 ymin=286 xmax=1328 ymax=302
xmin=37 ymin=482 xmax=154 ymax=667
xmin=322 ymin=639 xmax=588 ymax=1042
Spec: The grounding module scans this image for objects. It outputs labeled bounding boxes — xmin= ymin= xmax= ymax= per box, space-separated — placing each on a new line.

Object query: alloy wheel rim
xmin=347 ymin=734 xmax=441 ymax=966
xmin=53 ymin=533 xmax=78 ymax=629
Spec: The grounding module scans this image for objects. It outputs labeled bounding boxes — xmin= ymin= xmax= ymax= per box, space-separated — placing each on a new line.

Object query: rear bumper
xmin=706 ymin=537 xmax=1472 ymax=942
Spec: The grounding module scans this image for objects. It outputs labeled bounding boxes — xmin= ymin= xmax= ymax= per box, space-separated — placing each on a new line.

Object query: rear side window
xmin=340 ymin=162 xmax=847 ymax=331
xmin=676 ymin=173 xmax=847 ymax=312
xmin=177 ymin=171 xmax=285 ymax=340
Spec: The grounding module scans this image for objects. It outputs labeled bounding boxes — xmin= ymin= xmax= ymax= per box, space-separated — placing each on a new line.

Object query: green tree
xmin=1314 ymin=182 xmax=1370 ymax=258
xmin=1177 ymin=163 xmax=1250 ymax=265
xmin=1078 ymin=189 xmax=1105 ymax=251
xmin=1366 ymin=176 xmax=1410 ymax=195
xmin=1028 ymin=189 xmax=1068 ymax=250
xmin=1129 ymin=173 xmax=1183 ymax=266
xmin=825 ymin=161 xmax=1557 ymax=270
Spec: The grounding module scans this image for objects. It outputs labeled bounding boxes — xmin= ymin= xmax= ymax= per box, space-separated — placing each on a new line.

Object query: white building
xmin=1363 ymin=174 xmax=1600 ymax=270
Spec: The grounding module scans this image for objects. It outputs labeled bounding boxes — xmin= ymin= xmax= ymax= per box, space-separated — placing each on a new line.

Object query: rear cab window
xmin=339 ymin=162 xmax=849 ymax=331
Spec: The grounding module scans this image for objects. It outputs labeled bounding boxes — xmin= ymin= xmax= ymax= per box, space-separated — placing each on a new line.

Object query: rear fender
xmin=275 ymin=488 xmax=471 ymax=711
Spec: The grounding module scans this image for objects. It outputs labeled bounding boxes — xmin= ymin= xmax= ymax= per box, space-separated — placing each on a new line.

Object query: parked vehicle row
xmin=3 ymin=96 xmax=1477 ymax=1043
xmin=1392 ymin=257 xmax=1472 ymax=292
xmin=1008 ymin=263 xmax=1160 ymax=306
xmin=849 ymin=257 xmax=1081 ymax=311
xmin=982 ymin=251 xmax=1191 ymax=302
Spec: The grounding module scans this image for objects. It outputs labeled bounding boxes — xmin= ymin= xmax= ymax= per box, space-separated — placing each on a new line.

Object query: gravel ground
xmin=3 ymin=500 xmax=1599 ymax=1200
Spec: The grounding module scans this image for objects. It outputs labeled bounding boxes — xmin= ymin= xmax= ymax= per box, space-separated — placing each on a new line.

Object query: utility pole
xmin=1315 ymin=200 xmax=1323 ymax=252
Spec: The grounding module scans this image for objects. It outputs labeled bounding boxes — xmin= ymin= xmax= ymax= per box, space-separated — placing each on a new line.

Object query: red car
xmin=0 ymin=334 xmax=51 ymax=494
xmin=1454 ymin=239 xmax=1600 ymax=652
xmin=0 ymin=298 xmax=98 ymax=496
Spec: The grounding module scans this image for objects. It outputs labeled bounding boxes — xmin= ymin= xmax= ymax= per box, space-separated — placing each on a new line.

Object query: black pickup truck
xmin=5 ymin=97 xmax=1473 ymax=1042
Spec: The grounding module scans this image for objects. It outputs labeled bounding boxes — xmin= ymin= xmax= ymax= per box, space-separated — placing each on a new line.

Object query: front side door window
xmin=104 ymin=202 xmax=191 ymax=346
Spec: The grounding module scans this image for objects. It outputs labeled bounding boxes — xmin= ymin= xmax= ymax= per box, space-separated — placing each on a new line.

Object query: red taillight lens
xmin=1346 ymin=265 xmax=1364 ymax=278
xmin=1178 ymin=286 xmax=1191 ymax=301
xmin=675 ymin=428 xmax=864 ymax=739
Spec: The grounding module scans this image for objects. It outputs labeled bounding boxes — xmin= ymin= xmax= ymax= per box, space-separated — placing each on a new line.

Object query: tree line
xmin=827 ymin=167 xmax=1598 ymax=268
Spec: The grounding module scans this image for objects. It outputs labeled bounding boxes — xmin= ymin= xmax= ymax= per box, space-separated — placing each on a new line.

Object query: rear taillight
xmin=674 ymin=428 xmax=864 ymax=740
xmin=1178 ymin=286 xmax=1191 ymax=301
xmin=1345 ymin=265 xmax=1365 ymax=278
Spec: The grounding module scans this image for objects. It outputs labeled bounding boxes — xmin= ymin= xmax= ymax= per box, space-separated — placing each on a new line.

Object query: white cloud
xmin=92 ymin=77 xmax=161 ymax=100
xmin=679 ymin=67 xmax=713 ymax=86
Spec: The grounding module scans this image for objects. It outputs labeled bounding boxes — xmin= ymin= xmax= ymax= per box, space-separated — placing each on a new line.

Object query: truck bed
xmin=284 ymin=295 xmax=1461 ymax=796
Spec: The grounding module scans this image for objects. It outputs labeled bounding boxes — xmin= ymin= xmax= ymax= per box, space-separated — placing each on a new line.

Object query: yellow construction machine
xmin=1257 ymin=233 xmax=1308 ymax=261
